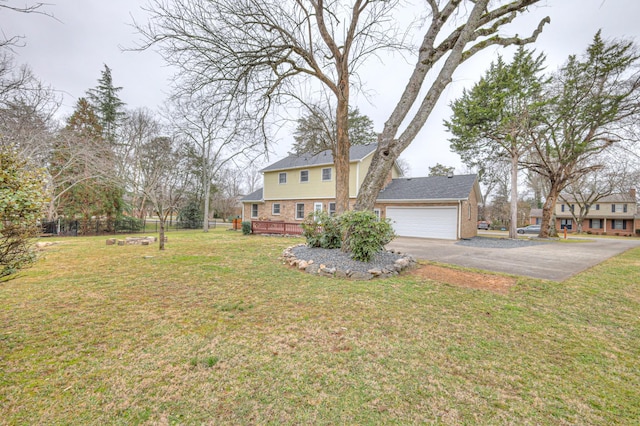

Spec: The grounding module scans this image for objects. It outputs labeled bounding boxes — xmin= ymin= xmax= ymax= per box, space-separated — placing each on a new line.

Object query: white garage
xmin=386 ymin=206 xmax=458 ymax=240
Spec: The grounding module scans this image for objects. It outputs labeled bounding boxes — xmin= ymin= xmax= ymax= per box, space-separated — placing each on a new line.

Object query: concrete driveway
xmin=387 ymin=234 xmax=640 ymax=281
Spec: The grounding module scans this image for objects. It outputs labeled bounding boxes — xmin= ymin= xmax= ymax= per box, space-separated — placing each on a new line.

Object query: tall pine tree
xmin=86 ymin=64 xmax=126 ymax=145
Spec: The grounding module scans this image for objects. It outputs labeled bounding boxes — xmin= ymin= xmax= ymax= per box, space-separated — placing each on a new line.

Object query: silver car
xmin=517 ymin=224 xmax=541 ymax=234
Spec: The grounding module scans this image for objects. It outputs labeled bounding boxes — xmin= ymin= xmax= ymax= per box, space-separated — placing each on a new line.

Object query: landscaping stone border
xmin=281 ymin=244 xmax=416 ymax=280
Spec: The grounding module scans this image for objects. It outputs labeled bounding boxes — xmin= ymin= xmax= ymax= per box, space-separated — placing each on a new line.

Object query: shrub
xmin=340 ymin=210 xmax=395 ymax=262
xmin=241 ymin=221 xmax=252 ymax=235
xmin=0 ymin=147 xmax=47 ymax=280
xmin=178 ymin=199 xmax=203 ymax=229
xmin=301 ymin=211 xmax=341 ymax=249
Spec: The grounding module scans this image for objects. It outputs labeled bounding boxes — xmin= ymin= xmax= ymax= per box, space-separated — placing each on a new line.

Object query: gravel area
xmin=456 ymin=236 xmax=552 ymax=249
xmin=291 ymin=245 xmax=406 ymax=274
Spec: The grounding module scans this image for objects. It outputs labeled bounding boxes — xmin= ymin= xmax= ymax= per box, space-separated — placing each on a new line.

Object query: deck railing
xmin=251 ymin=220 xmax=303 ymax=235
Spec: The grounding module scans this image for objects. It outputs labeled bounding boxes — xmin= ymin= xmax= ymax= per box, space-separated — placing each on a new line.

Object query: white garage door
xmin=386 ymin=206 xmax=458 ymax=240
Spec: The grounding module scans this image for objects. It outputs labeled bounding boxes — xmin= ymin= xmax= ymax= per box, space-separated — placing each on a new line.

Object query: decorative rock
xmin=350 ymin=271 xmax=374 ymax=281
xmin=281 ymin=243 xmax=415 ymax=281
xmin=106 ymin=238 xmax=116 ymax=246
xmin=117 ymin=240 xmax=125 ymax=246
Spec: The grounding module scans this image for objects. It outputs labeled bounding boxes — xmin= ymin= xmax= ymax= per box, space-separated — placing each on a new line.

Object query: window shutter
xmin=561 ymin=204 xmax=565 ymax=212
xmin=589 ymin=219 xmax=592 ymax=228
xmin=623 ymin=220 xmax=627 ymax=230
xmin=624 ymin=204 xmax=628 ymax=213
xmin=612 ymin=204 xmax=615 ymax=213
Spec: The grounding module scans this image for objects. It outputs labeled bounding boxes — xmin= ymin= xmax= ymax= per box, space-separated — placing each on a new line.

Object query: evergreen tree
xmin=53 ymin=98 xmax=123 ymax=226
xmin=86 ymin=64 xmax=126 ymax=144
xmin=291 ymin=106 xmax=377 ymax=156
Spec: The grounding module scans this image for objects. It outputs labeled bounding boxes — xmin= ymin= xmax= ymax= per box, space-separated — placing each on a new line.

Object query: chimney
xmin=630 ymin=188 xmax=637 ymax=200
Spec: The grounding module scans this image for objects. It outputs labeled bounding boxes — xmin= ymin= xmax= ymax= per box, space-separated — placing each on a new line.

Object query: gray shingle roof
xmin=376 ymin=174 xmax=478 ymax=201
xmin=241 ymin=173 xmax=479 ymax=203
xmin=261 ymin=143 xmax=378 ymax=172
xmin=241 ymin=187 xmax=263 ymax=202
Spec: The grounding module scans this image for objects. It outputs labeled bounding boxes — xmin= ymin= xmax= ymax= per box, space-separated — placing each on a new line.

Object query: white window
xmin=279 ymin=172 xmax=287 ymax=184
xmin=374 ymin=208 xmax=381 ymax=222
xmin=591 ymin=219 xmax=602 ymax=229
xmin=329 ymin=202 xmax=336 ymax=216
xmin=272 ymin=203 xmax=280 ymax=215
xmin=251 ymin=204 xmax=258 ymax=218
xmin=322 ymin=167 xmax=332 ymax=181
xmin=300 ymin=170 xmax=309 ymax=183
xmin=314 ymin=202 xmax=323 ymax=213
xmin=296 ymin=203 xmax=305 ymax=220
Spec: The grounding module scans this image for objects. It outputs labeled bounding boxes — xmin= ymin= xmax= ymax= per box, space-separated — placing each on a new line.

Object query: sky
xmin=3 ymin=0 xmax=640 ymax=177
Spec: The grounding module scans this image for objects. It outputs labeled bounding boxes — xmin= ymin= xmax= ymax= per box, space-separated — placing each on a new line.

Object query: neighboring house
xmin=241 ymin=144 xmax=481 ymax=240
xmin=529 ymin=189 xmax=639 ymax=236
xmin=529 ymin=209 xmax=543 ymax=225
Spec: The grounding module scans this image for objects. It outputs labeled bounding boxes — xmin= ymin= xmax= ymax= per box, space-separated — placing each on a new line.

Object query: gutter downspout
xmin=458 ymin=200 xmax=462 ymax=239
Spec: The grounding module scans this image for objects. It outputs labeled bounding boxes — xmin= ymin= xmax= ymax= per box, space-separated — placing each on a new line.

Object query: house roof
xmin=376 ymin=174 xmax=478 ymax=201
xmin=260 ymin=143 xmax=378 ymax=172
xmin=242 ymin=174 xmax=479 ymax=203
xmin=241 ymin=187 xmax=263 ymax=202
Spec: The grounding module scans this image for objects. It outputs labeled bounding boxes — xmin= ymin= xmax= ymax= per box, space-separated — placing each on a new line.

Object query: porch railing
xmin=251 ymin=220 xmax=303 ymax=235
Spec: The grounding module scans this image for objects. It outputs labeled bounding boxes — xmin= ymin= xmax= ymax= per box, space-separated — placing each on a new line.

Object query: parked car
xmin=516 ymin=224 xmax=541 ymax=234
xmin=477 ymin=221 xmax=490 ymax=230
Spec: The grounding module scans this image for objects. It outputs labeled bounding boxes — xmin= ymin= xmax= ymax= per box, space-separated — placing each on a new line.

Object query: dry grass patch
xmin=411 ymin=262 xmax=517 ymax=294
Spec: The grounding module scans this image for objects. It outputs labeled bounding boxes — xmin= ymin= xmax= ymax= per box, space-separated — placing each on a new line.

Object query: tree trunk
xmin=203 ymin=172 xmax=210 ymax=232
xmin=334 ymin=77 xmax=350 ymax=214
xmin=539 ymin=181 xmax=561 ymax=238
xmin=509 ymin=153 xmax=519 ymax=239
xmin=354 ymin=140 xmax=398 ymax=211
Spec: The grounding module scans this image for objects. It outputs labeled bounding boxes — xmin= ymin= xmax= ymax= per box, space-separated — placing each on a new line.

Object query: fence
xmin=41 ymin=218 xmax=218 ymax=237
xmin=251 ymin=220 xmax=303 ymax=235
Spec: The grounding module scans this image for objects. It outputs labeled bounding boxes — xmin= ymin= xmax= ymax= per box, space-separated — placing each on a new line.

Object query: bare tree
xmin=135 ymin=0 xmax=407 ymax=214
xmin=0 ymin=1 xmax=55 ymax=49
xmin=139 ymin=136 xmax=191 ymax=250
xmin=355 ymin=0 xmax=549 ymax=210
xmin=211 ymin=166 xmax=245 ymax=221
xmin=118 ymin=108 xmax=163 ymax=218
xmin=0 ymin=49 xmax=60 ymax=167
xmin=167 ymin=90 xmax=262 ymax=231
xmin=559 ymin=149 xmax=640 ymax=233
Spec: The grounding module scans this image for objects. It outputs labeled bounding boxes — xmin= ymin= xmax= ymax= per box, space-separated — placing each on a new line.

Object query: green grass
xmin=1 ymin=229 xmax=639 ymax=424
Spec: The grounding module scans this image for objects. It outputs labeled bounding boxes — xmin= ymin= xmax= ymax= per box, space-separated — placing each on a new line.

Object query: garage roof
xmin=377 ymin=174 xmax=478 ymax=201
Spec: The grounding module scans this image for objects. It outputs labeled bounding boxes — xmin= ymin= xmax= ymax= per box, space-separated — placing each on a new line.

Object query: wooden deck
xmin=251 ymin=220 xmax=303 ymax=235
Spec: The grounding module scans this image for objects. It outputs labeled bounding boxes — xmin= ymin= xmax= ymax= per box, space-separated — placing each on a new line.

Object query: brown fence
xmin=251 ymin=220 xmax=303 ymax=235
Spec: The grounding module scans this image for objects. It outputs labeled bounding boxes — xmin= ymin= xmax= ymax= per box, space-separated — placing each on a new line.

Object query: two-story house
xmin=241 ymin=144 xmax=481 ymax=240
xmin=530 ymin=189 xmax=639 ymax=236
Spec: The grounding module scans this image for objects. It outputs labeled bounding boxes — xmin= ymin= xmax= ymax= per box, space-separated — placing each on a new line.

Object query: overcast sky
xmin=4 ymin=0 xmax=639 ymax=176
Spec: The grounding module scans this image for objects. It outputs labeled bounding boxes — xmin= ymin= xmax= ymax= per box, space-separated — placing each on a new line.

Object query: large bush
xmin=301 ymin=211 xmax=341 ymax=249
xmin=0 ymin=147 xmax=47 ymax=279
xmin=301 ymin=209 xmax=395 ymax=262
xmin=340 ymin=210 xmax=395 ymax=262
xmin=178 ymin=199 xmax=203 ymax=229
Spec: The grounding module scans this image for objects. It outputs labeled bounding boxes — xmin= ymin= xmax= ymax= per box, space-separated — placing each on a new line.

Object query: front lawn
xmin=1 ymin=229 xmax=638 ymax=424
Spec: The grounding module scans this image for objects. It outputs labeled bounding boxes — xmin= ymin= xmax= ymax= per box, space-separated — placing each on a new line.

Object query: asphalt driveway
xmin=387 ymin=235 xmax=640 ymax=281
